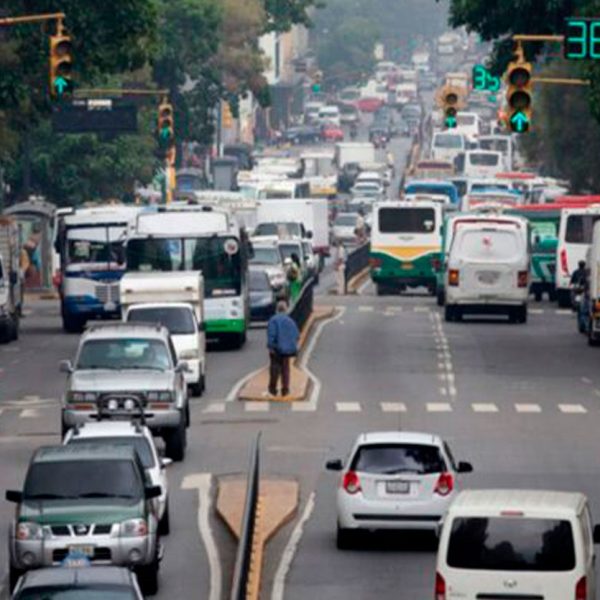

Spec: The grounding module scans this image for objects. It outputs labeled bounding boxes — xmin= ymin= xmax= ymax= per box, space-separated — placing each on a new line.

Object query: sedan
xmin=326 ymin=431 xmax=473 ymax=549
xmin=249 ymin=267 xmax=277 ymax=322
xmin=357 ymin=97 xmax=384 ymax=113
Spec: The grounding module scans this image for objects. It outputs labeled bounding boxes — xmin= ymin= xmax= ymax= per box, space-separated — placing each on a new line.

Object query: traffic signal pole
xmin=0 ymin=12 xmax=65 ymax=27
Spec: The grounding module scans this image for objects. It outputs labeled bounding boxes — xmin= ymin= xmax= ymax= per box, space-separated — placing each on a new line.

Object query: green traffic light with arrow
xmin=53 ymin=75 xmax=71 ymax=97
xmin=510 ymin=111 xmax=530 ymax=133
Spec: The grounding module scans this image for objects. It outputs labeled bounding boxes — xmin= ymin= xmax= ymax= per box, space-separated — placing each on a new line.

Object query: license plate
xmin=104 ymin=301 xmax=116 ymax=311
xmin=68 ymin=545 xmax=94 ymax=557
xmin=385 ymin=480 xmax=410 ymax=494
xmin=401 ymin=263 xmax=413 ymax=270
xmin=478 ymin=272 xmax=498 ymax=285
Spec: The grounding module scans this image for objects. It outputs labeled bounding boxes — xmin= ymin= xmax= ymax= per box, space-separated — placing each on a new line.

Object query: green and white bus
xmin=126 ymin=205 xmax=251 ymax=347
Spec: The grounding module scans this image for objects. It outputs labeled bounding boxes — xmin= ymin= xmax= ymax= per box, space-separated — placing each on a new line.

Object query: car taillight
xmin=435 ymin=572 xmax=446 ymax=600
xmin=369 ymin=258 xmax=382 ymax=269
xmin=434 ymin=472 xmax=454 ymax=496
xmin=560 ymin=248 xmax=569 ymax=275
xmin=431 ymin=258 xmax=441 ymax=271
xmin=517 ymin=271 xmax=528 ymax=288
xmin=576 ymin=576 xmax=587 ymax=600
xmin=342 ymin=471 xmax=361 ymax=494
xmin=448 ymin=269 xmax=459 ymax=287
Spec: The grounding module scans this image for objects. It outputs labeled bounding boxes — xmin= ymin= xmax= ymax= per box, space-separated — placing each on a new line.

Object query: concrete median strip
xmin=237 ymin=306 xmax=335 ymax=403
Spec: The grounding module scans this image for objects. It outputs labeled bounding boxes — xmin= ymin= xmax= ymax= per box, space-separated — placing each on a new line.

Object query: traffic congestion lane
xmin=282 ymin=294 xmax=600 ymax=600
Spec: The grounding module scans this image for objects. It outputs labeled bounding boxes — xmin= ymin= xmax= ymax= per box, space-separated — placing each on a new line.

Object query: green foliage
xmin=263 ymin=0 xmax=320 ymax=32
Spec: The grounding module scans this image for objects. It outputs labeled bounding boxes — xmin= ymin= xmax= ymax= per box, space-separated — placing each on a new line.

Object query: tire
xmin=336 ymin=525 xmax=355 ymax=550
xmin=454 ymin=308 xmax=463 ymax=322
xmin=189 ymin=380 xmax=203 ymax=398
xmin=9 ymin=565 xmax=24 ymax=591
xmin=158 ymin=500 xmax=170 ymax=536
xmin=557 ymin=289 xmax=571 ymax=308
xmin=444 ymin=305 xmax=455 ymax=322
xmin=165 ymin=416 xmax=186 ymax=462
xmin=62 ymin=309 xmax=85 ymax=334
xmin=518 ymin=306 xmax=528 ymax=324
xmin=137 ymin=552 xmax=159 ymax=595
xmin=588 ymin=326 xmax=600 ymax=347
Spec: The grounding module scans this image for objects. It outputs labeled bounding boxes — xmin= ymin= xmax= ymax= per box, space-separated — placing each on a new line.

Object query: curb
xmin=346 ymin=267 xmax=370 ymax=295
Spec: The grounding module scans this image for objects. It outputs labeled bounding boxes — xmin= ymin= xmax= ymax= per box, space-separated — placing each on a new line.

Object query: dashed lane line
xmin=558 ymin=404 xmax=587 ymax=414
xmin=515 ymin=403 xmax=542 ymax=413
xmin=335 ymin=402 xmax=361 ymax=413
xmin=426 ymin=402 xmax=452 ymax=412
xmin=472 ymin=403 xmax=499 ymax=413
xmin=244 ymin=401 xmax=270 ymax=412
xmin=380 ymin=402 xmax=407 ymax=413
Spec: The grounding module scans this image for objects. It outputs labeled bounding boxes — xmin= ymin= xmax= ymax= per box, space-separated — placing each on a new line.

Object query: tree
xmin=263 ymin=0 xmax=320 ymax=32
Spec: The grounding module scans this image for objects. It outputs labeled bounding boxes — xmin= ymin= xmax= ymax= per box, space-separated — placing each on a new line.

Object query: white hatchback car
xmin=326 ymin=431 xmax=473 ymax=549
xmin=63 ymin=416 xmax=171 ymax=535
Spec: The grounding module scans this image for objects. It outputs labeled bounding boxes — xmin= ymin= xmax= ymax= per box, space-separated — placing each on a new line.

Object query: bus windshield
xmin=127 ymin=236 xmax=242 ymax=296
xmin=65 ymin=226 xmax=126 ymax=268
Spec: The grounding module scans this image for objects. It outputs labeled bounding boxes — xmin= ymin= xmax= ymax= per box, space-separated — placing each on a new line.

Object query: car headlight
xmin=68 ymin=392 xmax=97 ymax=403
xmin=147 ymin=391 xmax=173 ymax=402
xmin=16 ymin=522 xmax=44 ymax=541
xmin=119 ymin=518 xmax=148 ymax=538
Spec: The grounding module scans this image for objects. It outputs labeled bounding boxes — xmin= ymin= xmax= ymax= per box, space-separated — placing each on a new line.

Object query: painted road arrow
xmin=510 ymin=111 xmax=529 ymax=133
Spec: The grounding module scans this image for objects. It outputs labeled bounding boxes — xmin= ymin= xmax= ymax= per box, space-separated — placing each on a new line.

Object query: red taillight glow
xmin=448 ymin=269 xmax=459 ymax=287
xmin=434 ymin=472 xmax=454 ymax=497
xmin=517 ymin=271 xmax=528 ymax=288
xmin=435 ymin=572 xmax=446 ymax=600
xmin=560 ymin=248 xmax=569 ymax=275
xmin=342 ymin=471 xmax=361 ymax=494
xmin=576 ymin=576 xmax=587 ymax=600
xmin=369 ymin=258 xmax=382 ymax=269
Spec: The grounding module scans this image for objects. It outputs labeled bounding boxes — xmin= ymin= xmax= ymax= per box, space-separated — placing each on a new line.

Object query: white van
xmin=317 ymin=105 xmax=341 ymax=127
xmin=454 ymin=112 xmax=481 ymax=141
xmin=459 ymin=150 xmax=504 ymax=179
xmin=556 ymin=206 xmax=600 ymax=307
xmin=445 ymin=218 xmax=529 ymax=322
xmin=436 ymin=489 xmax=599 ymax=600
xmin=431 ymin=132 xmax=466 ymax=163
xmin=478 ymin=134 xmax=514 ymax=170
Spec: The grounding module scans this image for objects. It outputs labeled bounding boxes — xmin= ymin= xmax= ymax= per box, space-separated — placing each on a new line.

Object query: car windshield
xmin=76 ymin=338 xmax=172 ymax=371
xmin=278 ymin=244 xmax=302 ymax=261
xmin=68 ymin=437 xmax=155 ymax=469
xmin=351 ymin=444 xmax=446 ymax=474
xmin=24 ymin=459 xmax=142 ymax=501
xmin=249 ymin=270 xmax=272 ymax=291
xmin=255 ymin=223 xmax=302 ymax=238
xmin=127 ymin=307 xmax=196 ymax=335
xmin=434 ymin=134 xmax=463 ymax=149
xmin=16 ymin=587 xmax=138 ymax=599
xmin=447 ymin=517 xmax=576 ymax=572
xmin=335 ymin=215 xmax=357 ymax=227
xmin=250 ymin=247 xmax=281 ymax=266
xmin=379 ymin=208 xmax=435 ymax=233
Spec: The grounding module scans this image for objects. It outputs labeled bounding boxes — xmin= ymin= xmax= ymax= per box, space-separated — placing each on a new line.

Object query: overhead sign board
xmin=52 ymin=98 xmax=138 ymax=134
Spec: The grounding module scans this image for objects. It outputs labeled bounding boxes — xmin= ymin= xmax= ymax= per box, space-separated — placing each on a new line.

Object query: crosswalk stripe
xmin=380 ymin=402 xmax=407 ymax=413
xmin=202 ymin=403 xmax=226 ymax=414
xmin=336 ymin=402 xmax=361 ymax=413
xmin=515 ymin=403 xmax=541 ymax=413
xmin=472 ymin=403 xmax=498 ymax=413
xmin=244 ymin=402 xmax=270 ymax=412
xmin=413 ymin=307 xmax=430 ymax=313
xmin=426 ymin=403 xmax=452 ymax=413
xmin=291 ymin=402 xmax=317 ymax=412
xmin=529 ymin=308 xmax=544 ymax=314
xmin=558 ymin=404 xmax=587 ymax=414
xmin=358 ymin=306 xmax=374 ymax=312
xmin=555 ymin=309 xmax=572 ymax=315
xmin=20 ymin=408 xmax=40 ymax=418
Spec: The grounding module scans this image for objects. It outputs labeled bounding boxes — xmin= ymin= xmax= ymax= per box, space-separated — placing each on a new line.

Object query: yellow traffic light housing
xmin=506 ymin=51 xmax=532 ymax=133
xmin=49 ymin=31 xmax=74 ymax=99
xmin=440 ymin=85 xmax=462 ymax=129
xmin=157 ymin=101 xmax=175 ymax=147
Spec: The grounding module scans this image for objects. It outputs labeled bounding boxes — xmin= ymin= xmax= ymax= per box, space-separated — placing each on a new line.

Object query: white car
xmin=63 ymin=416 xmax=171 ymax=535
xmin=332 ymin=212 xmax=359 ymax=244
xmin=350 ymin=181 xmax=384 ymax=199
xmin=326 ymin=431 xmax=473 ymax=549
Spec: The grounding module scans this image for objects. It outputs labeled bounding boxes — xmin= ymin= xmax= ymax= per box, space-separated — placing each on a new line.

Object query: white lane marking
xmin=336 ymin=402 xmax=361 ymax=412
xmin=413 ymin=306 xmax=430 ymax=313
xmin=529 ymin=308 xmax=544 ymax=314
xmin=358 ymin=306 xmax=374 ymax=312
xmin=515 ymin=403 xmax=542 ymax=413
xmin=20 ymin=408 xmax=40 ymax=418
xmin=226 ymin=366 xmax=265 ymax=402
xmin=181 ymin=474 xmax=221 ymax=600
xmin=291 ymin=402 xmax=317 ymax=412
xmin=472 ymin=403 xmax=498 ymax=413
xmin=558 ymin=404 xmax=587 ymax=414
xmin=380 ymin=402 xmax=407 ymax=413
xmin=385 ymin=306 xmax=403 ymax=312
xmin=298 ymin=307 xmax=346 ymax=412
xmin=202 ymin=403 xmax=226 ymax=414
xmin=555 ymin=309 xmax=572 ymax=315
xmin=271 ymin=492 xmax=316 ymax=600
xmin=427 ymin=403 xmax=452 ymax=412
xmin=244 ymin=402 xmax=270 ymax=412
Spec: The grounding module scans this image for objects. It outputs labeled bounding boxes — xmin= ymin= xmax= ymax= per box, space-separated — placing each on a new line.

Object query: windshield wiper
xmin=125 ymin=365 xmax=166 ymax=371
xmin=76 ymin=492 xmax=135 ymax=499
xmin=79 ymin=365 xmax=118 ymax=370
xmin=26 ymin=493 xmax=74 ymax=500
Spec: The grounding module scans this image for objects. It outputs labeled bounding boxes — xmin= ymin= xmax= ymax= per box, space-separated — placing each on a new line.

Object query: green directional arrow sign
xmin=53 ymin=76 xmax=69 ymax=97
xmin=159 ymin=126 xmax=171 ymax=141
xmin=510 ymin=111 xmax=530 ymax=133
xmin=445 ymin=115 xmax=457 ymax=129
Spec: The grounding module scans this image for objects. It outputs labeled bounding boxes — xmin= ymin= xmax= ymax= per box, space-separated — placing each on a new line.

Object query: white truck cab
xmin=121 ymin=271 xmax=206 ymax=396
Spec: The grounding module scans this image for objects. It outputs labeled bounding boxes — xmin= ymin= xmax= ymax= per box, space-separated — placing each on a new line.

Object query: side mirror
xmin=593 ymin=524 xmax=600 ymax=544
xmin=457 ymin=461 xmax=473 ymax=474
xmin=6 ymin=490 xmax=23 ymax=503
xmin=197 ymin=321 xmax=206 ymax=332
xmin=161 ymin=457 xmax=173 ymax=469
xmin=59 ymin=360 xmax=73 ymax=374
xmin=145 ymin=485 xmax=162 ymax=500
xmin=307 ymin=231 xmax=313 ymax=239
xmin=175 ymin=361 xmax=191 ymax=374
xmin=325 ymin=459 xmax=344 ymax=471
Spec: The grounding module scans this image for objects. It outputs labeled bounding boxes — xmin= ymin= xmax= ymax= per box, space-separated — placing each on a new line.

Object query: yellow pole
xmin=532 ymin=76 xmax=590 ymax=86
xmin=512 ymin=34 xmax=565 ymax=43
xmin=0 ymin=12 xmax=65 ymax=26
xmin=75 ymin=88 xmax=169 ymax=97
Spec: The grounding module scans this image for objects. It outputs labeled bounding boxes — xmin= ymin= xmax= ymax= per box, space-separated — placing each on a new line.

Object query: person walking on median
xmin=266 ymin=301 xmax=300 ymax=398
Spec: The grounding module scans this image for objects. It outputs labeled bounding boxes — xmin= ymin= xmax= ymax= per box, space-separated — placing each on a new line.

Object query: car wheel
xmin=137 ymin=551 xmax=160 ymax=595
xmin=336 ymin=525 xmax=355 ymax=550
xmin=588 ymin=326 xmax=600 ymax=347
xmin=165 ymin=416 xmax=186 ymax=462
xmin=62 ymin=311 xmax=85 ymax=334
xmin=189 ymin=380 xmax=203 ymax=398
xmin=158 ymin=500 xmax=170 ymax=536
xmin=556 ymin=289 xmax=571 ymax=308
xmin=519 ymin=306 xmax=528 ymax=324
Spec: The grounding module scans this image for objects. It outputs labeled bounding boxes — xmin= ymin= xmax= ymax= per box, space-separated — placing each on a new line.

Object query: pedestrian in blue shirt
xmin=266 ymin=301 xmax=300 ymax=397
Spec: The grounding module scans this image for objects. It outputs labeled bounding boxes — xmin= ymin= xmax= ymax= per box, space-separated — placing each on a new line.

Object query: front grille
xmin=49 ymin=523 xmax=114 ymax=537
xmin=94 ymin=524 xmax=112 ymax=535
xmin=95 ymin=283 xmax=119 ymax=304
xmin=53 ymin=547 xmax=112 ymax=562
xmin=50 ymin=525 xmax=70 ymax=536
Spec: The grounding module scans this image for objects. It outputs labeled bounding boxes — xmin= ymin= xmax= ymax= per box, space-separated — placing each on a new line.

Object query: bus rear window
xmin=469 ymin=153 xmax=500 ymax=167
xmin=565 ymin=214 xmax=600 ymax=244
xmin=447 ymin=517 xmax=575 ymax=572
xmin=379 ymin=208 xmax=435 ymax=233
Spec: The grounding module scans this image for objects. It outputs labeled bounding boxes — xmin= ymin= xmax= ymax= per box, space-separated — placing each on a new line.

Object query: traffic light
xmin=440 ymin=86 xmax=460 ymax=129
xmin=49 ymin=32 xmax=74 ymax=99
xmin=312 ymin=71 xmax=323 ymax=94
xmin=506 ymin=57 xmax=532 ymax=133
xmin=157 ymin=101 xmax=175 ymax=147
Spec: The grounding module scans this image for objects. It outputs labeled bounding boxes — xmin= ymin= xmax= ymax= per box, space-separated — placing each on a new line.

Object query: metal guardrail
xmin=344 ymin=243 xmax=370 ymax=293
xmin=289 ymin=277 xmax=314 ymax=331
xmin=230 ymin=433 xmax=261 ymax=600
